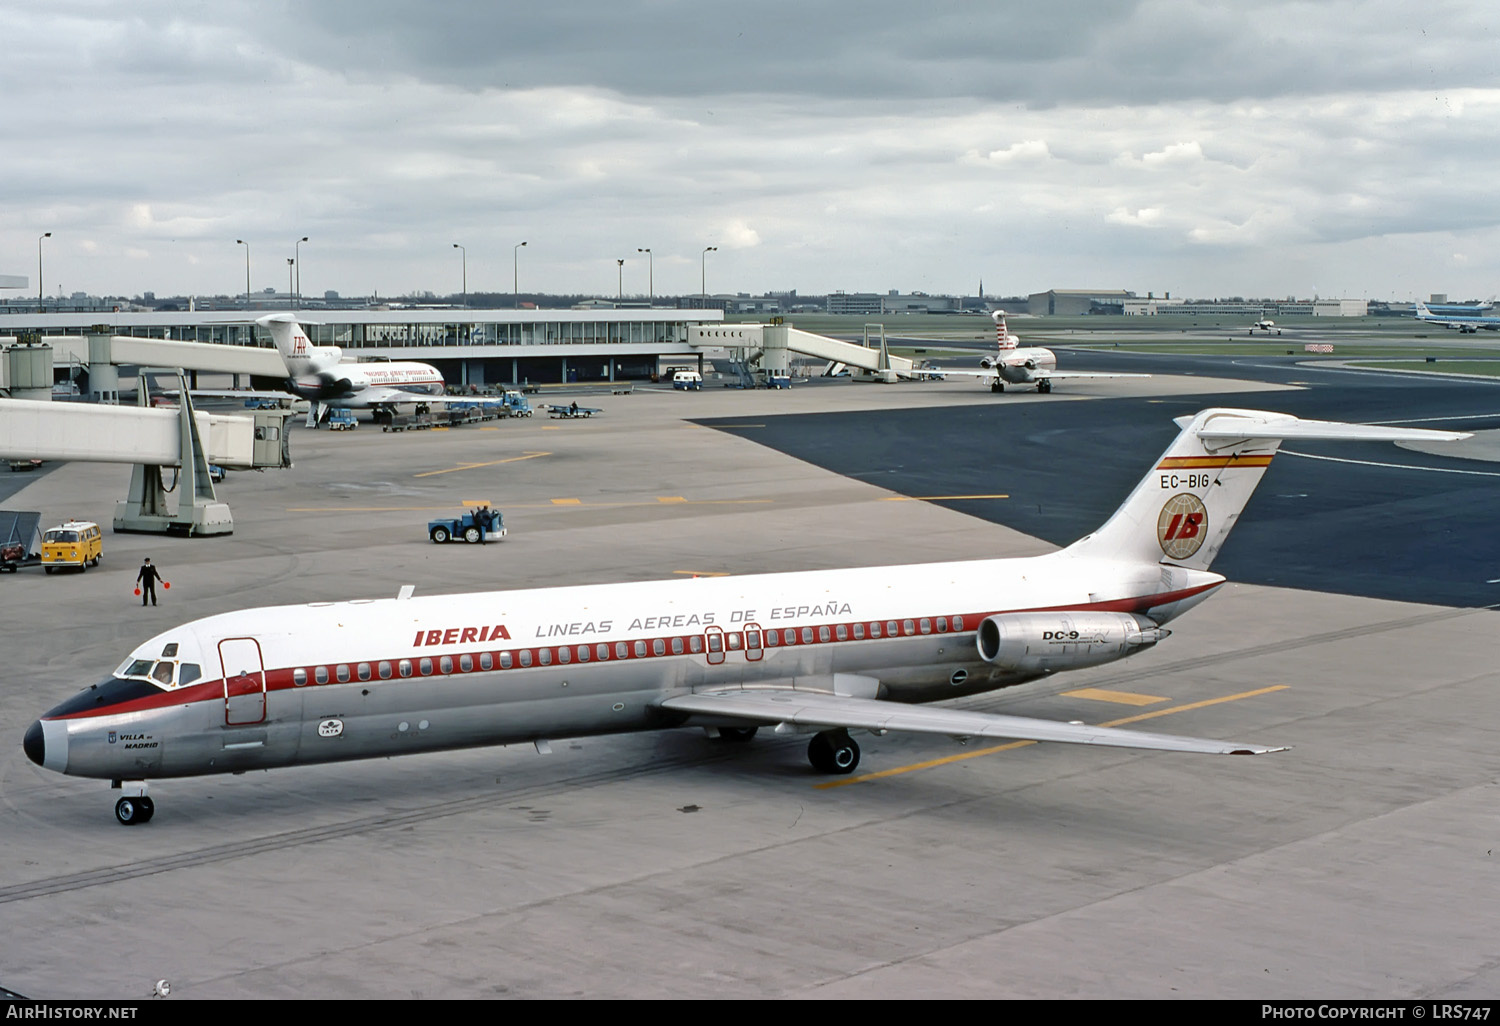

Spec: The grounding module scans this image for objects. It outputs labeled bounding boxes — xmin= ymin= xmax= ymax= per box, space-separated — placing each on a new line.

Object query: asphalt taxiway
xmin=1 ymin=356 xmax=1497 ymax=999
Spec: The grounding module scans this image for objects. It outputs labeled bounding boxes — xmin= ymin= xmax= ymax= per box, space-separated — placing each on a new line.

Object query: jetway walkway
xmin=688 ymin=323 xmax=914 ymax=382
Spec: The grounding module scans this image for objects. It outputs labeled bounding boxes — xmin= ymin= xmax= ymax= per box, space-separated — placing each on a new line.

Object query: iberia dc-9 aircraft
xmin=255 ymin=314 xmax=448 ymax=426
xmin=23 ymin=408 xmax=1468 ymax=825
xmin=917 ymin=310 xmax=1150 ymax=393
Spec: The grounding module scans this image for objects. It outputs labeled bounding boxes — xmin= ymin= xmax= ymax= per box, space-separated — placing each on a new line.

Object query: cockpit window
xmin=121 ymin=659 xmax=155 ymax=679
xmin=151 ymin=662 xmax=174 ymax=686
xmin=162 ymin=643 xmax=179 ymax=658
xmin=179 ymin=663 xmax=201 ymax=686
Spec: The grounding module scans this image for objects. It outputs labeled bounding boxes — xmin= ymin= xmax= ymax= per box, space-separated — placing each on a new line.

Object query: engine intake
xmin=976 ymin=612 xmax=1168 ymax=674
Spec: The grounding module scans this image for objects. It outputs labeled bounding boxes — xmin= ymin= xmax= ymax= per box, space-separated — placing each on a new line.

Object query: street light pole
xmin=701 ymin=246 xmax=717 ymax=308
xmin=287 ymin=258 xmax=295 ymax=301
xmin=37 ymin=232 xmax=51 ymax=310
xmin=514 ymin=241 xmax=527 ymax=308
xmin=294 ymin=236 xmax=308 ymax=307
xmin=637 ymin=248 xmax=652 ymax=305
xmin=236 ymin=239 xmax=250 ymax=305
xmin=453 ymin=243 xmax=466 ymax=308
xmin=617 ymin=258 xmax=624 ymax=301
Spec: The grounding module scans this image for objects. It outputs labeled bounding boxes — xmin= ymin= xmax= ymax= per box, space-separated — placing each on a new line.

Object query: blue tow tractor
xmin=428 ymin=506 xmax=506 ymax=544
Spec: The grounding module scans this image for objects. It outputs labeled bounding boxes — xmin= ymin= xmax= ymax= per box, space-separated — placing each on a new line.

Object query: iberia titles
xmin=412 ymin=625 xmax=512 ymax=647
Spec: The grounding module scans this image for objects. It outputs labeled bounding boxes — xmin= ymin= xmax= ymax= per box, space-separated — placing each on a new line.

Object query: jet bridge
xmin=0 ymin=333 xmax=294 ymax=536
xmin=687 ymin=323 xmax=914 ymax=383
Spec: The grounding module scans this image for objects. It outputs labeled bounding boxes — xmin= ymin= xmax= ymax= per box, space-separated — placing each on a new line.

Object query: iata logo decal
xmin=1157 ymin=493 xmax=1208 ymax=559
xmin=318 ymin=719 xmax=344 ymax=738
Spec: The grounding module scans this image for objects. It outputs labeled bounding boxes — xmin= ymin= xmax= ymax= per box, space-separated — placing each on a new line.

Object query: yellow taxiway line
xmin=882 ymin=494 xmax=1009 ymax=501
xmin=813 ymin=685 xmax=1289 ymax=789
xmin=412 ymin=451 xmax=553 ymax=478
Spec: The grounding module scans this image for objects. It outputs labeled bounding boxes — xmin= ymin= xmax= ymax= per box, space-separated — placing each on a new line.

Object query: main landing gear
xmin=990 ymin=381 xmax=1005 ymax=393
xmin=113 ymin=781 xmax=155 ymax=825
xmin=807 ymin=729 xmax=860 ymax=774
xmin=1036 ymin=380 xmax=1052 ymax=393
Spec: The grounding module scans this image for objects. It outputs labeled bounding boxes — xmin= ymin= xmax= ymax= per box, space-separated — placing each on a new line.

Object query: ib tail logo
xmin=1157 ymin=493 xmax=1208 ymax=559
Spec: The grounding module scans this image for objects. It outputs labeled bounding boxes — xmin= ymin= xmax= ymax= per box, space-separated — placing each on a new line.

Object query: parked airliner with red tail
xmin=917 ymin=310 xmax=1149 ymax=393
xmin=24 ymin=408 xmax=1468 ymax=824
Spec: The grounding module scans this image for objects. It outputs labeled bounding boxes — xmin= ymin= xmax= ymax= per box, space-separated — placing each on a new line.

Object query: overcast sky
xmin=4 ymin=1 xmax=1498 ymax=302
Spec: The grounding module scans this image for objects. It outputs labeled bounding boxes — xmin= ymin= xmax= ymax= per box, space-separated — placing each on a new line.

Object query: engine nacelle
xmin=979 ymin=356 xmax=998 ymax=369
xmin=976 ymin=612 xmax=1169 ymax=674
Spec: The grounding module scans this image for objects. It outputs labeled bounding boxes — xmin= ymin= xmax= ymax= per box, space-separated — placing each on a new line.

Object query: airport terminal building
xmin=0 ymin=307 xmax=724 ymax=388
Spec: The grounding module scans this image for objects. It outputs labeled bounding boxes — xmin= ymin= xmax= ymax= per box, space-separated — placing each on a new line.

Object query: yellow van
xmin=41 ymin=520 xmax=103 ymax=573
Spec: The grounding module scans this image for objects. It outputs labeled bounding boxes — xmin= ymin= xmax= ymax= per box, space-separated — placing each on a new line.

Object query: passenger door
xmin=218 ymin=637 xmax=267 ymax=726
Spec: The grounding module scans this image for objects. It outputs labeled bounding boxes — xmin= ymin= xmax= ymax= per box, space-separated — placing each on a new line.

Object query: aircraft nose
xmin=23 ymin=721 xmax=44 ymax=767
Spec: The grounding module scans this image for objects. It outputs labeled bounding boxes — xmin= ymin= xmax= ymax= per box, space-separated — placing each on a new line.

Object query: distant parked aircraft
xmin=913 ymin=311 xmax=1149 ymax=393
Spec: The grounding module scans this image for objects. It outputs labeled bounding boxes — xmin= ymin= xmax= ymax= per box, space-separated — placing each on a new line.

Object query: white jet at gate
xmin=23 ymin=408 xmax=1470 ymax=824
xmin=258 ymin=314 xmax=449 ymax=426
xmin=915 ymin=310 xmax=1150 ymax=393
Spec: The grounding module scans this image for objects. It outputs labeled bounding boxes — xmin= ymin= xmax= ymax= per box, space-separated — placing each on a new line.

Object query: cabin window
xmin=596 ymin=643 xmax=609 ymax=661
xmin=336 ymin=664 xmax=351 ymax=683
xmin=689 ymin=635 xmax=703 ymax=653
xmin=707 ymin=633 xmax=722 ymax=653
xmin=378 ymin=661 xmax=393 ymax=679
xmin=577 ymin=646 xmax=590 ymax=663
xmin=634 ymin=640 xmax=647 ymax=658
xmin=293 ymin=667 xmax=308 ymax=686
xmin=746 ymin=630 xmax=761 ymax=653
xmin=399 ymin=659 xmax=413 ymax=678
xmin=903 ymin=619 xmax=916 ymax=636
xmin=315 ymin=666 xmax=330 ymax=684
xmin=817 ymin=627 xmax=830 ymax=643
xmin=887 ymin=621 xmax=899 ymax=637
xmin=835 ymin=624 xmax=848 ymax=641
xmin=356 ymin=662 xmax=372 ymax=681
xmin=953 ymin=615 xmax=965 ymax=631
xmin=480 ymin=652 xmax=493 ymax=671
xmin=440 ymin=656 xmax=453 ymax=674
xmin=419 ymin=658 xmax=433 ymax=676
xmin=869 ymin=622 xmax=882 ymax=639
xmin=539 ymin=649 xmax=552 ymax=666
xmin=616 ymin=642 xmax=629 ymax=659
xmin=919 ymin=618 xmax=932 ymax=635
xmin=558 ymin=647 xmax=571 ymax=664
xmin=519 ymin=650 xmax=533 ymax=667
xmin=802 ymin=628 xmax=814 ymax=645
xmin=853 ymin=623 xmax=865 ymax=640
xmin=459 ymin=654 xmax=473 ymax=672
xmin=726 ymin=633 xmax=742 ymax=651
xmin=936 ymin=617 xmax=948 ymax=633
xmin=500 ymin=652 xmax=513 ymax=669
xmin=670 ymin=637 xmax=684 ymax=655
xmin=764 ymin=630 xmax=779 ymax=648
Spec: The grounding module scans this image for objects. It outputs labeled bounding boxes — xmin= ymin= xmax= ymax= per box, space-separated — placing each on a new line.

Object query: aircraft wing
xmin=907 ymin=368 xmax=995 ymax=379
xmin=658 ymin=688 xmax=1283 ymax=756
xmin=1033 ymin=369 xmax=1151 ymax=380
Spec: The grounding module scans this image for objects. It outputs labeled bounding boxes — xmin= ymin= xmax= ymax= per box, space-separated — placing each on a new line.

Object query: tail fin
xmin=1415 ymin=301 xmax=1432 ymax=318
xmin=993 ymin=309 xmax=1018 ymax=352
xmin=1064 ymin=408 xmax=1469 ymax=571
xmin=256 ymin=313 xmax=316 ymax=360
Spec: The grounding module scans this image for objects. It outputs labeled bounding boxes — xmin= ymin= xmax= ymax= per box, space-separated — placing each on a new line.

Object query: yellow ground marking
xmin=431 ymin=426 xmax=449 ymax=431
xmin=542 ymin=426 xmax=563 ymax=430
xmin=551 ymin=498 xmax=582 ymax=505
xmin=1060 ymin=687 xmax=1168 ymax=706
xmin=673 ymin=570 xmax=731 ymax=577
xmin=883 ymin=494 xmax=1009 ymax=501
xmin=813 ymin=685 xmax=1289 ymax=789
xmin=713 ymin=424 xmax=765 ymax=428
xmin=460 ymin=500 xmax=496 ymax=508
xmin=412 ymin=451 xmax=552 ymax=478
xmin=657 ymin=496 xmax=687 ymax=503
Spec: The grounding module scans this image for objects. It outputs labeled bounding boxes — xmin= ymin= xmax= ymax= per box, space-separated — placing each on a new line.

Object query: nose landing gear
xmin=112 ymin=781 xmax=155 ymax=825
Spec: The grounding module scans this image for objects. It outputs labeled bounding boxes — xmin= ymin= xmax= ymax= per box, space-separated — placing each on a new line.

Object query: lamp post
xmin=37 ymin=232 xmax=51 ymax=310
xmin=637 ymin=247 xmax=652 ymax=305
xmin=294 ymin=236 xmax=308 ymax=307
xmin=453 ymin=243 xmax=466 ymax=308
xmin=616 ymin=258 xmax=624 ymax=301
xmin=287 ymin=258 xmax=294 ymax=301
xmin=701 ymin=246 xmax=717 ymax=308
xmin=236 ymin=239 xmax=250 ymax=305
xmin=513 ymin=241 xmax=527 ymax=308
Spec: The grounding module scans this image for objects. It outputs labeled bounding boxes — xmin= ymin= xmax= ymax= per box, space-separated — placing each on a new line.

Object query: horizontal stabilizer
xmin=660 ymin=689 xmax=1284 ymax=756
xmin=1174 ymin=411 xmax=1471 ymax=444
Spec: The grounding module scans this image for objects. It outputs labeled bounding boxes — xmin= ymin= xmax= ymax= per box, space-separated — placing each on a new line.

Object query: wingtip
xmin=1229 ymin=744 xmax=1291 ymax=755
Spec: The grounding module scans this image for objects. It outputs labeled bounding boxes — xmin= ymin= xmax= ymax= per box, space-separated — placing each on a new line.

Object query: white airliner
xmin=257 ymin=314 xmax=448 ymax=426
xmin=916 ymin=311 xmax=1149 ymax=393
xmin=1414 ymin=301 xmax=1500 ymax=334
xmin=23 ymin=408 xmax=1468 ymax=824
xmin=1249 ymin=318 xmax=1281 ymax=335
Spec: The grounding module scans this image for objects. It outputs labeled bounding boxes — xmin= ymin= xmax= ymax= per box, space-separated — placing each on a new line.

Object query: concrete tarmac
xmin=1 ymin=370 xmax=1496 ymax=999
